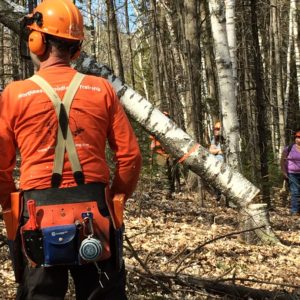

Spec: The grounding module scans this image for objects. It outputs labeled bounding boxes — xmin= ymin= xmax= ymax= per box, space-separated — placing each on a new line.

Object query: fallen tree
xmin=126 ymin=265 xmax=297 ymax=300
xmin=0 ymin=0 xmax=279 ymax=244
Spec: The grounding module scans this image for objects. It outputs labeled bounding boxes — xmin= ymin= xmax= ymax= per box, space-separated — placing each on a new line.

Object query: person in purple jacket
xmin=281 ymin=129 xmax=300 ymax=215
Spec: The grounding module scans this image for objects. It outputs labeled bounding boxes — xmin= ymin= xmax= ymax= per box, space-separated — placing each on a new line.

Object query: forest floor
xmin=0 ymin=174 xmax=300 ymax=299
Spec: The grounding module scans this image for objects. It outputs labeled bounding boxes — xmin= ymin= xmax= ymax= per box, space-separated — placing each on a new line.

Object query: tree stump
xmin=239 ymin=203 xmax=279 ymax=244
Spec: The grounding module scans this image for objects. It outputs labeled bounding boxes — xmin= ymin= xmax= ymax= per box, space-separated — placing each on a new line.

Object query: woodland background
xmin=0 ymin=0 xmax=300 ymax=299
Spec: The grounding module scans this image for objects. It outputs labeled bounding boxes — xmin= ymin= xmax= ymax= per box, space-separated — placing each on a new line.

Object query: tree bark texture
xmin=105 ymin=0 xmax=124 ymax=82
xmin=250 ymin=0 xmax=271 ymax=203
xmin=208 ymin=0 xmax=241 ymax=171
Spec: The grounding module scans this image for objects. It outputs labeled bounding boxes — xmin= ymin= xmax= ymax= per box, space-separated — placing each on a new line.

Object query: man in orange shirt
xmin=149 ymin=113 xmax=181 ymax=197
xmin=0 ymin=0 xmax=141 ymax=299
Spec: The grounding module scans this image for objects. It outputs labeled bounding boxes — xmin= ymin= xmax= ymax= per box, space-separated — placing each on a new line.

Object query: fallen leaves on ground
xmin=1 ymin=176 xmax=300 ymax=299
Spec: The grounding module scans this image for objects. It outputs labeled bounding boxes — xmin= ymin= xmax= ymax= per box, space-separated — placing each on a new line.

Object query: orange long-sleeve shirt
xmin=0 ymin=62 xmax=142 ymax=208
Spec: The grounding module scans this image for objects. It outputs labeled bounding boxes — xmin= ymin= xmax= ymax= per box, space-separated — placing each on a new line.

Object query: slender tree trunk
xmin=183 ymin=0 xmax=202 ymax=142
xmin=149 ymin=0 xmax=163 ymax=106
xmin=105 ymin=0 xmax=124 ymax=82
xmin=271 ymin=0 xmax=285 ymax=158
xmin=291 ymin=0 xmax=300 ymax=107
xmin=160 ymin=1 xmax=186 ymax=127
xmin=225 ymin=0 xmax=237 ymax=95
xmin=268 ymin=9 xmax=276 ymax=155
xmin=208 ymin=0 xmax=241 ymax=170
xmin=131 ymin=0 xmax=150 ymax=100
xmin=86 ymin=0 xmax=96 ymax=59
xmin=250 ymin=0 xmax=270 ymax=204
xmin=240 ymin=22 xmax=258 ymax=183
xmin=124 ymin=0 xmax=135 ymax=90
xmin=284 ymin=0 xmax=294 ymax=123
xmin=200 ymin=1 xmax=219 ymax=122
xmin=155 ymin=11 xmax=169 ymax=111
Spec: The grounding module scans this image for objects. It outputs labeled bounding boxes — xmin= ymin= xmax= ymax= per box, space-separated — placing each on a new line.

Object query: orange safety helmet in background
xmin=214 ymin=121 xmax=221 ymax=130
xmin=25 ymin=0 xmax=84 ymax=57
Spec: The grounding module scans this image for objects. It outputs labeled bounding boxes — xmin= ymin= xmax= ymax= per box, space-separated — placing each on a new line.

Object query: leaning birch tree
xmin=0 ymin=0 xmax=278 ymax=244
xmin=208 ymin=0 xmax=241 ymax=171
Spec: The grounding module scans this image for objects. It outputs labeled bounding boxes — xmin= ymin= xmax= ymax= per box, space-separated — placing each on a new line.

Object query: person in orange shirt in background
xmin=150 ymin=112 xmax=181 ymax=198
xmin=0 ymin=0 xmax=141 ymax=299
xmin=209 ymin=121 xmax=224 ymax=202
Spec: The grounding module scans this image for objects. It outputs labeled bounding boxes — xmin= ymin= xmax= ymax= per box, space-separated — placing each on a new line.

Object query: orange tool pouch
xmin=20 ymin=183 xmax=111 ymax=267
xmin=2 ymin=192 xmax=22 ymax=241
xmin=105 ymin=188 xmax=126 ymax=270
xmin=2 ymin=192 xmax=25 ymax=282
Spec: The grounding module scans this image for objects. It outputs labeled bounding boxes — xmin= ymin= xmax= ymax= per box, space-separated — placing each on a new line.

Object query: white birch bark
xmin=208 ymin=0 xmax=241 ymax=170
xmin=291 ymin=0 xmax=300 ymax=108
xmin=283 ymin=0 xmax=294 ymax=122
xmin=225 ymin=0 xmax=237 ymax=93
xmin=271 ymin=0 xmax=285 ymax=158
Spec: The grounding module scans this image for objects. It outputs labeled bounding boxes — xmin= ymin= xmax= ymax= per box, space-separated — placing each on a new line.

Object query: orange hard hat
xmin=26 ymin=0 xmax=84 ymax=41
xmin=214 ymin=121 xmax=221 ymax=129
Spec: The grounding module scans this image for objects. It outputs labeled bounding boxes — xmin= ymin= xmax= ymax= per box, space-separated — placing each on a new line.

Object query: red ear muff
xmin=28 ymin=31 xmax=46 ymax=56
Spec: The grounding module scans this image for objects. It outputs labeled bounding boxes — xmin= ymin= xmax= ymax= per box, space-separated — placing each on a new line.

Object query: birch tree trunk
xmin=291 ymin=0 xmax=300 ymax=107
xmin=225 ymin=0 xmax=237 ymax=95
xmin=208 ymin=0 xmax=241 ymax=170
xmin=271 ymin=0 xmax=285 ymax=158
xmin=283 ymin=0 xmax=294 ymax=122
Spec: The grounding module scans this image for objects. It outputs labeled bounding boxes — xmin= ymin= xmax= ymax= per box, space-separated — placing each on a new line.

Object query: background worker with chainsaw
xmin=280 ymin=129 xmax=300 ymax=216
xmin=149 ymin=112 xmax=181 ymax=198
xmin=0 ymin=0 xmax=141 ymax=299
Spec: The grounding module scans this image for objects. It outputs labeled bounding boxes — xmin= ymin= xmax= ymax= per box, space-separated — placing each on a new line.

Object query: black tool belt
xmin=20 ymin=182 xmax=114 ymax=267
xmin=23 ymin=182 xmax=109 ymax=217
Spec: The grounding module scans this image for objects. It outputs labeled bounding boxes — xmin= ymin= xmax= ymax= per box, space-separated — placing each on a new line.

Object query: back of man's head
xmin=24 ymin=0 xmax=84 ymax=58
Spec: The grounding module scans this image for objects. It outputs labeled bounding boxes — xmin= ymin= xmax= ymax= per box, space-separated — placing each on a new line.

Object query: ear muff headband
xmin=28 ymin=31 xmax=46 ymax=56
